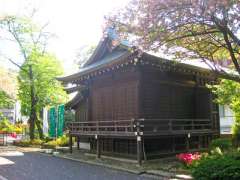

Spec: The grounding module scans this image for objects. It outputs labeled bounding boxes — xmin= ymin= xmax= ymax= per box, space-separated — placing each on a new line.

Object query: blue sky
xmin=0 ymin=0 xmax=129 ymax=74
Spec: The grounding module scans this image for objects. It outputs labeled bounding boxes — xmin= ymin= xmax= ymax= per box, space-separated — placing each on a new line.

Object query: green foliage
xmin=31 ymin=139 xmax=44 ymax=145
xmin=14 ymin=139 xmax=43 ymax=147
xmin=13 ymin=140 xmax=31 ymax=147
xmin=0 ymin=115 xmax=24 ymax=133
xmin=209 ymin=138 xmax=233 ymax=151
xmin=0 ymin=117 xmax=15 ymax=133
xmin=56 ymin=135 xmax=69 ymax=146
xmin=210 ymin=79 xmax=240 ymax=142
xmin=190 ymin=152 xmax=240 ymax=180
xmin=18 ymin=50 xmax=68 ymax=116
xmin=43 ymin=135 xmax=69 ymax=149
xmin=0 ymin=90 xmax=14 ymax=108
xmin=0 ymin=118 xmax=14 ymax=133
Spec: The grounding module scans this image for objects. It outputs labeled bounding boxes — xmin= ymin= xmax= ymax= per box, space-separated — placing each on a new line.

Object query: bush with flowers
xmin=190 ymin=150 xmax=240 ymax=180
xmin=176 ymin=148 xmax=240 ymax=180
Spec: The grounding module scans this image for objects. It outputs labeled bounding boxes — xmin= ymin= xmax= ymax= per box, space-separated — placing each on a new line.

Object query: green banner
xmin=49 ymin=107 xmax=56 ymax=138
xmin=48 ymin=105 xmax=65 ymax=138
xmin=57 ymin=104 xmax=65 ymax=137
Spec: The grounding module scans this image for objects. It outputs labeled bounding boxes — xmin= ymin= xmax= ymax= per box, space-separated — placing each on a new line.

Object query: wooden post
xmin=136 ymin=120 xmax=142 ymax=166
xmin=77 ymin=136 xmax=80 ymax=150
xmin=186 ymin=133 xmax=190 ymax=152
xmin=95 ymin=135 xmax=101 ymax=158
xmin=186 ymin=138 xmax=190 ymax=152
xmin=69 ymin=135 xmax=73 ymax=153
xmin=137 ymin=135 xmax=142 ymax=166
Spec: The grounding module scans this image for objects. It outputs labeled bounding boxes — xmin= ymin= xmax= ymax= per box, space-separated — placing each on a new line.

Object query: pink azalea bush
xmin=176 ymin=152 xmax=201 ymax=165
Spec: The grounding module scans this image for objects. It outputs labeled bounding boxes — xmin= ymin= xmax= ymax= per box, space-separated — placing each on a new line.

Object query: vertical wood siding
xmin=91 ymin=68 xmax=139 ymax=121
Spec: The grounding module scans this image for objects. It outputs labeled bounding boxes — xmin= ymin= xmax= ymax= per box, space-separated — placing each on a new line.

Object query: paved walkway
xmin=0 ymin=151 xmax=155 ymax=180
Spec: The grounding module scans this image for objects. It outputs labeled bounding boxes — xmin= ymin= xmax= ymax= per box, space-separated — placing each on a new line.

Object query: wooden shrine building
xmin=58 ymin=30 xmax=222 ymax=164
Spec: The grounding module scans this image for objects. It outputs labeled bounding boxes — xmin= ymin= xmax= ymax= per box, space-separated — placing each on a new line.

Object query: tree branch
xmin=223 ymin=32 xmax=240 ymax=74
xmin=166 ymin=30 xmax=220 ymax=43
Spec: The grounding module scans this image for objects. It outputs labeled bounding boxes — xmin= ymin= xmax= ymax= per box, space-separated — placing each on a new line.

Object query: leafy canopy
xmin=18 ymin=49 xmax=68 ymax=116
xmin=108 ymin=0 xmax=240 ymax=77
xmin=0 ymin=15 xmax=50 ymax=58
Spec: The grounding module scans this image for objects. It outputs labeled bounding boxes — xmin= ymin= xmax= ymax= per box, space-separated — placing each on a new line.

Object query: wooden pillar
xmin=194 ymin=75 xmax=199 ymax=119
xmin=186 ymin=138 xmax=189 ymax=152
xmin=136 ymin=120 xmax=143 ymax=166
xmin=186 ymin=133 xmax=190 ymax=152
xmin=69 ymin=135 xmax=73 ymax=153
xmin=77 ymin=136 xmax=80 ymax=150
xmin=172 ymin=137 xmax=175 ymax=153
xmin=137 ymin=135 xmax=142 ymax=166
xmin=95 ymin=135 xmax=101 ymax=158
xmin=209 ymin=92 xmax=214 ymax=130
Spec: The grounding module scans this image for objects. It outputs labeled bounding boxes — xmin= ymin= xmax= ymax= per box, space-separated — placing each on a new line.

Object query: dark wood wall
xmin=140 ymin=67 xmax=212 ymax=120
xmin=90 ymin=67 xmax=139 ymax=121
xmin=75 ymin=101 xmax=88 ymax=122
xmin=74 ymin=64 xmax=217 ymax=125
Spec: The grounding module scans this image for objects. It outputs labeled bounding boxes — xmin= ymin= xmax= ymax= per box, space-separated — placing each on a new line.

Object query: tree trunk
xmin=36 ymin=117 xmax=44 ymax=139
xmin=29 ymin=107 xmax=37 ymax=140
xmin=29 ymin=116 xmax=35 ymax=140
xmin=29 ymin=65 xmax=37 ymax=140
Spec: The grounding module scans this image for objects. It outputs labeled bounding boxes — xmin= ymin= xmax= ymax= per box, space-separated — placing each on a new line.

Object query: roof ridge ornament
xmin=104 ymin=26 xmax=130 ymax=49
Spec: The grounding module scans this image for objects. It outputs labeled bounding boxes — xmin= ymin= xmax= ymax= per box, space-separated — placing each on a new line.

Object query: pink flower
xmin=11 ymin=132 xmax=17 ymax=138
xmin=176 ymin=152 xmax=201 ymax=165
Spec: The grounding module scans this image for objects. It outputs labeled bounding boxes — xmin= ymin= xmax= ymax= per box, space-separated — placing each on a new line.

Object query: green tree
xmin=18 ymin=50 xmax=68 ymax=139
xmin=210 ymin=80 xmax=240 ymax=143
xmin=0 ymin=15 xmax=65 ymax=140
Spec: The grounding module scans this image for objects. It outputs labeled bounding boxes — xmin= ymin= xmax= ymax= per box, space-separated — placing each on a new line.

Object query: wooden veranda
xmin=67 ymin=118 xmax=215 ymax=165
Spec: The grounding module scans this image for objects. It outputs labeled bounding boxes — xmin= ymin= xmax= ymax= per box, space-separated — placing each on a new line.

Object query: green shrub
xmin=14 ymin=139 xmax=43 ymax=147
xmin=14 ymin=140 xmax=31 ymax=147
xmin=30 ymin=139 xmax=43 ymax=146
xmin=56 ymin=135 xmax=69 ymax=147
xmin=42 ymin=135 xmax=69 ymax=149
xmin=0 ymin=118 xmax=15 ymax=133
xmin=15 ymin=135 xmax=69 ymax=149
xmin=190 ymin=152 xmax=240 ymax=180
xmin=44 ymin=136 xmax=53 ymax=142
xmin=209 ymin=138 xmax=232 ymax=151
xmin=42 ymin=141 xmax=57 ymax=149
